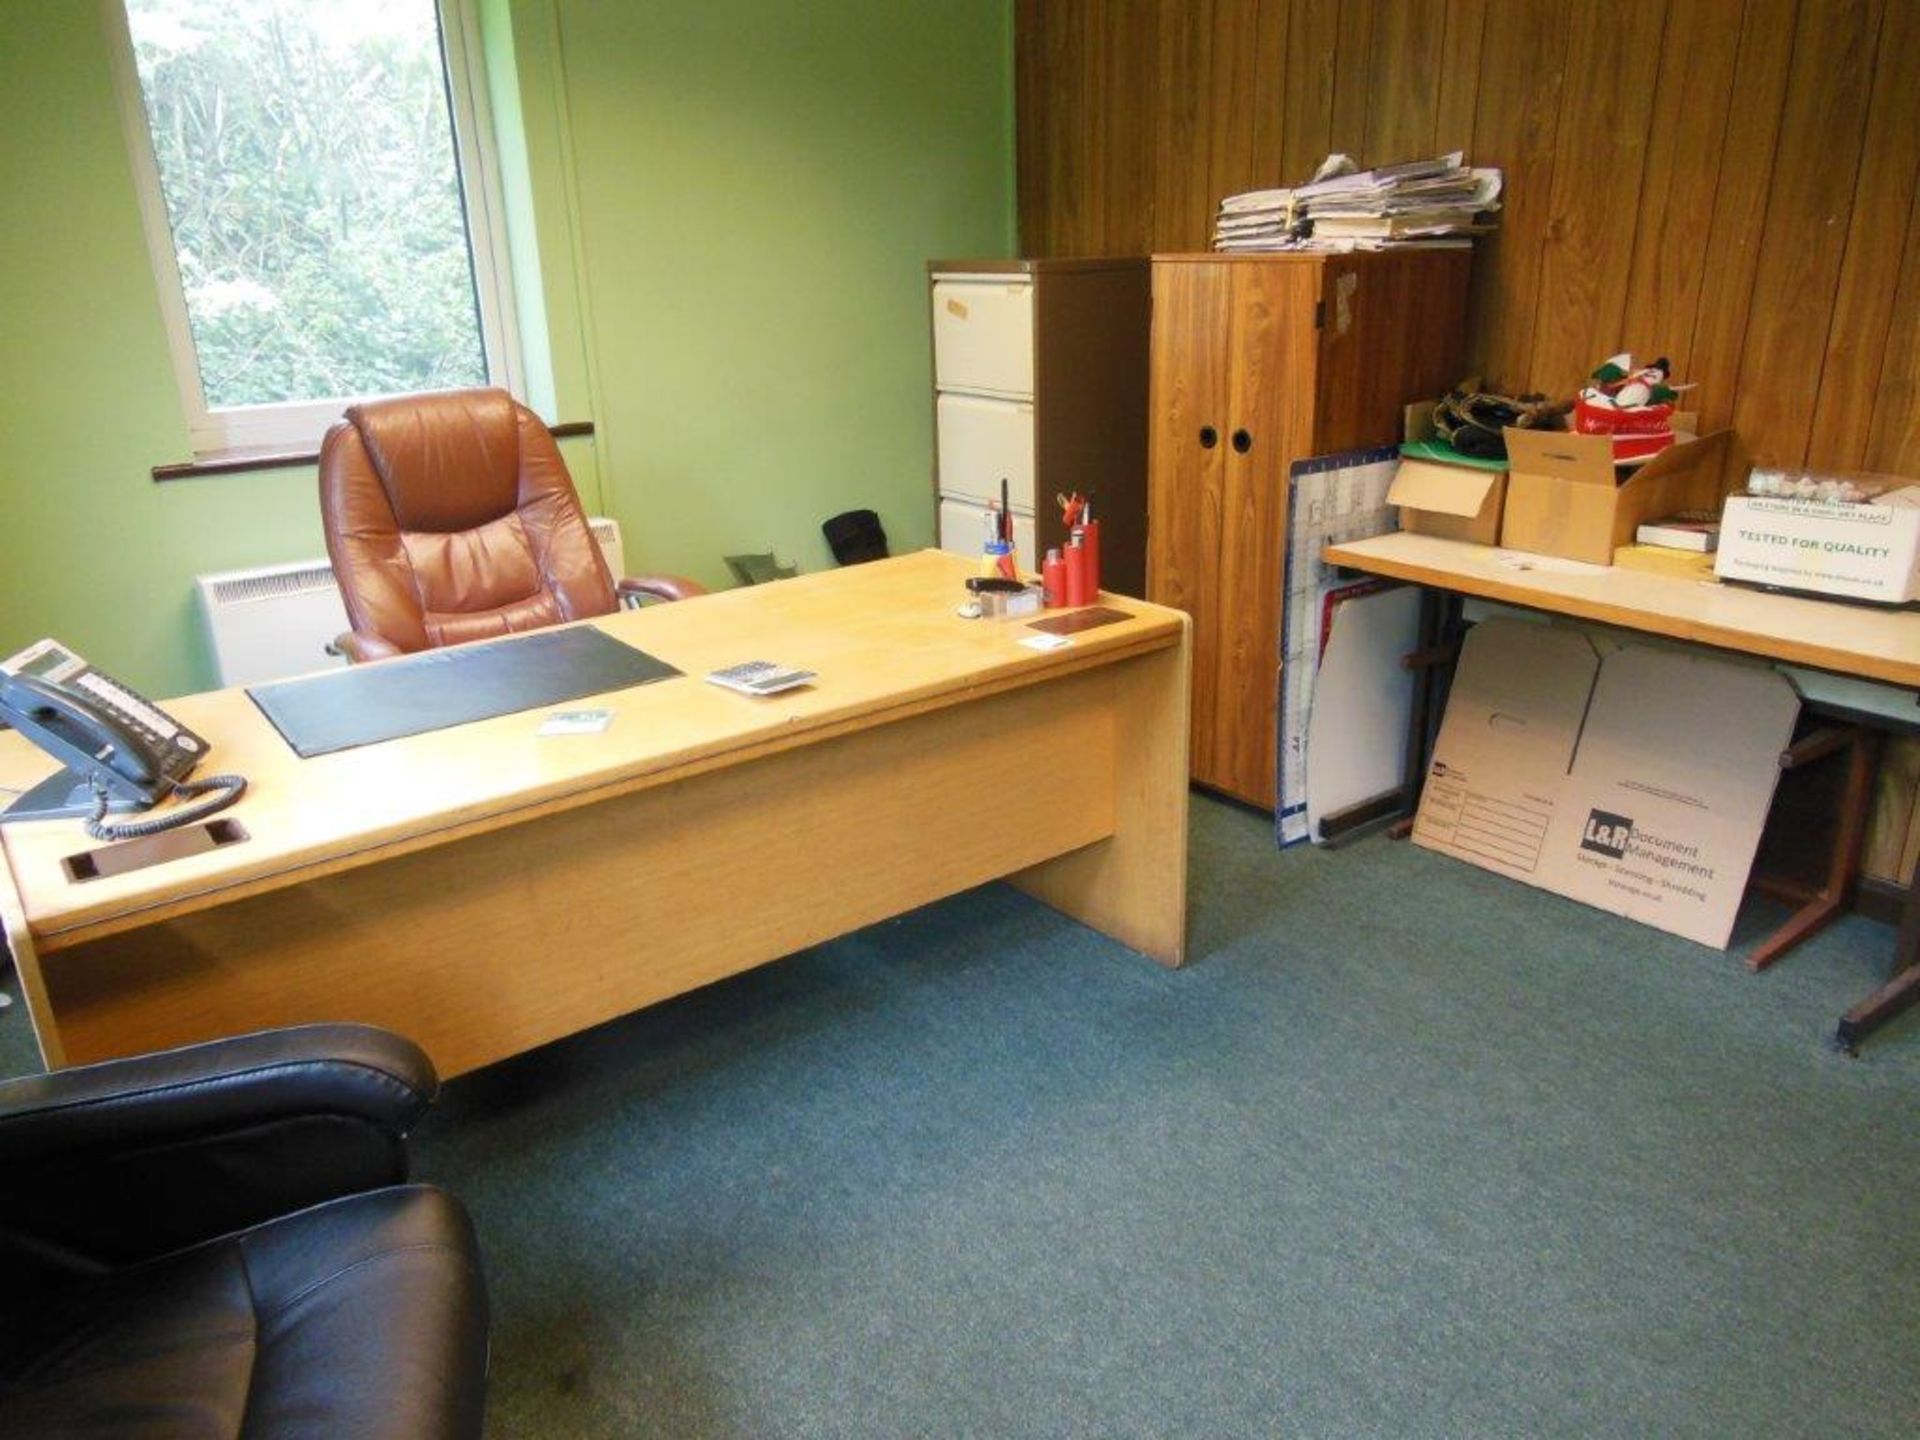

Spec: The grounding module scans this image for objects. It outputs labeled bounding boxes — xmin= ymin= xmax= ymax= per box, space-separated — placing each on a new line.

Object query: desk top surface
xmin=0 ymin=552 xmax=1185 ymax=948
xmin=1323 ymin=532 xmax=1920 ymax=689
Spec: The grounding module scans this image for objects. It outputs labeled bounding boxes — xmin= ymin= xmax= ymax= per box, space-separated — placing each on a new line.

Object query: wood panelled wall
xmin=1016 ymin=0 xmax=1920 ymax=883
xmin=1015 ymin=0 xmax=1920 ymax=478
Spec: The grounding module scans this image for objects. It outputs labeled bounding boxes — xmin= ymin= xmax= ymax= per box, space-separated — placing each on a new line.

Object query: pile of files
xmin=1212 ymin=152 xmax=1502 ymax=254
xmin=1213 ymin=187 xmax=1303 ymax=251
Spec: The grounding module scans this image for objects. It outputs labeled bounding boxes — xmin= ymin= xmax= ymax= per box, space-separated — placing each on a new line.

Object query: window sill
xmin=151 ymin=420 xmax=596 ymax=482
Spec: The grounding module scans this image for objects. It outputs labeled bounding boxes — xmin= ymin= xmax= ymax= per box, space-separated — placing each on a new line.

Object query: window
xmin=109 ymin=0 xmax=520 ymax=454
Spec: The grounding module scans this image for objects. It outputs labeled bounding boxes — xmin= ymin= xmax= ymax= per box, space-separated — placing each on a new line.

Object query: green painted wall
xmin=0 ymin=2 xmax=325 ymax=699
xmin=540 ymin=0 xmax=1015 ymax=587
xmin=0 ymin=1 xmax=1012 ymax=698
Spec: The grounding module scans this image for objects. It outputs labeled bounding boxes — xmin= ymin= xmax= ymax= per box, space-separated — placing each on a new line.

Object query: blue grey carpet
xmin=3 ymin=796 xmax=1917 ymax=1437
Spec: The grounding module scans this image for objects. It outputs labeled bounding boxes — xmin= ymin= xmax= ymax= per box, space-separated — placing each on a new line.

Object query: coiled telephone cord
xmin=85 ymin=772 xmax=248 ymax=842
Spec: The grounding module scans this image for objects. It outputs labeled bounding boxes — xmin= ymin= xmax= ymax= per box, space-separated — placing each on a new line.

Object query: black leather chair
xmin=0 ymin=1024 xmax=488 ymax=1438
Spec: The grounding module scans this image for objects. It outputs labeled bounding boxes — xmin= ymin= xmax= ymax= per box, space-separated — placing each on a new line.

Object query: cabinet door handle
xmin=1231 ymin=428 xmax=1253 ymax=454
xmin=1199 ymin=425 xmax=1219 ymax=449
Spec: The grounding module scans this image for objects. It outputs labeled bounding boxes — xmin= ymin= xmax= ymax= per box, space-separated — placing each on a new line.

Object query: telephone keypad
xmin=70 ymin=672 xmax=203 ymax=776
xmin=75 ymin=672 xmax=179 ymax=742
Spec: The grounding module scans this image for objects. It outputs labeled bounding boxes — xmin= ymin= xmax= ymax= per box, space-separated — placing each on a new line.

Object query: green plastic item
xmin=1399 ymin=438 xmax=1509 ymax=473
xmin=724 ymin=552 xmax=799 ymax=586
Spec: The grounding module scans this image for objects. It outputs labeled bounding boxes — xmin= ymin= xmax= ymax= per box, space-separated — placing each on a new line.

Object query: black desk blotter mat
xmin=248 ymin=627 xmax=681 ymax=758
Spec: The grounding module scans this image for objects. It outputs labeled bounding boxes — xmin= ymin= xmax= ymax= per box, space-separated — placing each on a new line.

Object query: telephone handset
xmin=0 ymin=639 xmax=245 ymax=841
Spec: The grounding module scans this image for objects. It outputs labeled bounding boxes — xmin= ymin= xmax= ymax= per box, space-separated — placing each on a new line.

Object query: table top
xmin=0 ymin=552 xmax=1185 ymax=948
xmin=1322 ymin=532 xmax=1920 ymax=689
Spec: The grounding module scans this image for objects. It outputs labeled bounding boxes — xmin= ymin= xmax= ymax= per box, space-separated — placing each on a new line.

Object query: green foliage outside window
xmin=126 ymin=0 xmax=489 ymax=409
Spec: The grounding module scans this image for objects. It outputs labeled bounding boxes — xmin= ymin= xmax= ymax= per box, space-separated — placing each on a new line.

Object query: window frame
xmin=104 ymin=0 xmax=524 ymax=457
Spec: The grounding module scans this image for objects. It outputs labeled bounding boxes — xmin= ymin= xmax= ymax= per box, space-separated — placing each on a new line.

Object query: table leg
xmin=1749 ymin=727 xmax=1879 ymax=972
xmin=1011 ymin=627 xmax=1192 ymax=966
xmin=0 ymin=868 xmax=64 ymax=1069
xmin=1835 ymin=874 xmax=1920 ymax=1053
xmin=1387 ymin=588 xmax=1461 ymax=840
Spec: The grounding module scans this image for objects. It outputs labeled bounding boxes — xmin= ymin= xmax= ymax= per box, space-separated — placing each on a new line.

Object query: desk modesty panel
xmin=0 ymin=552 xmax=1191 ymax=1076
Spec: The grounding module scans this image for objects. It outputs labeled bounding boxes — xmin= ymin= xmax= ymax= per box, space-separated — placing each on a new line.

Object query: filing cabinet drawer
xmin=938 ymin=495 xmax=1035 ymax=568
xmin=936 ymin=392 xmax=1035 ymax=509
xmin=932 ymin=278 xmax=1034 ymax=396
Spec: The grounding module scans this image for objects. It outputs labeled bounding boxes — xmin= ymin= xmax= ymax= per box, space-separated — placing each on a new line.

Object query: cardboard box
xmin=1387 ymin=459 xmax=1505 ymax=544
xmin=1387 ymin=400 xmax=1506 ymax=545
xmin=1414 ymin=616 xmax=1799 ymax=948
xmin=1502 ymin=428 xmax=1746 ymax=566
xmin=1714 ymin=489 xmax=1920 ymax=603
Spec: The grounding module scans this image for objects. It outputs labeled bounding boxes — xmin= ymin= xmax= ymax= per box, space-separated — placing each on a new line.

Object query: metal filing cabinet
xmin=926 ymin=259 xmax=1150 ymax=596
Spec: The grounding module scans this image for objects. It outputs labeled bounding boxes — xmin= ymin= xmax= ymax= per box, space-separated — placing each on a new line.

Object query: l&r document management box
xmin=1413 ymin=617 xmax=1801 ymax=948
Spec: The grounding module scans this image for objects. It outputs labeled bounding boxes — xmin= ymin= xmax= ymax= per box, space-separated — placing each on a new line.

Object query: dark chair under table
xmin=0 ymin=1024 xmax=488 ymax=1439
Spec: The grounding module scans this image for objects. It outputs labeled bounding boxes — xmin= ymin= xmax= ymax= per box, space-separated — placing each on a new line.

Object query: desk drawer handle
xmin=1231 ymin=428 xmax=1253 ymax=454
xmin=1199 ymin=425 xmax=1219 ymax=449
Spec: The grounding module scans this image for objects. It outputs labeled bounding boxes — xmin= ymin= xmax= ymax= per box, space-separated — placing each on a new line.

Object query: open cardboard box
xmin=1385 ymin=400 xmax=1506 ymax=545
xmin=1502 ymin=424 xmax=1747 ymax=566
xmin=1414 ymin=616 xmax=1800 ymax=948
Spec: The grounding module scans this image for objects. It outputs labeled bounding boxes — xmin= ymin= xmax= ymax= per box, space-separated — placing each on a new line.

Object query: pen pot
xmin=1064 ymin=535 xmax=1091 ymax=607
xmin=1042 ymin=547 xmax=1066 ymax=607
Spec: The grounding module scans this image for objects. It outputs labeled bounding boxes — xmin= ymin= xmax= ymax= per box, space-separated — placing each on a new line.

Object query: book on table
xmin=1636 ymin=513 xmax=1720 ymax=552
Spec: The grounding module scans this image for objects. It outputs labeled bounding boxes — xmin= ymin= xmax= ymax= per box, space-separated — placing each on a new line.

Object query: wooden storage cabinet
xmin=1147 ymin=251 xmax=1470 ymax=808
xmin=928 ymin=259 xmax=1151 ymax=596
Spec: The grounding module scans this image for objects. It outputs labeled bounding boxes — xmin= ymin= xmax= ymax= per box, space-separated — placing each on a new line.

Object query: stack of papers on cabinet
xmin=1213 ymin=188 xmax=1303 ymax=251
xmin=1212 ymin=153 xmax=1502 ymax=253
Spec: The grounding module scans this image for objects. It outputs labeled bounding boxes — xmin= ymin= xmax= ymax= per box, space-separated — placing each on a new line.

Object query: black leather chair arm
xmin=0 ymin=1024 xmax=438 ymax=1271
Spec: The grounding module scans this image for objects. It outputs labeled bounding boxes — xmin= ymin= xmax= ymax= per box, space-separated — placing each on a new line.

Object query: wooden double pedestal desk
xmin=0 ymin=554 xmax=1191 ymax=1078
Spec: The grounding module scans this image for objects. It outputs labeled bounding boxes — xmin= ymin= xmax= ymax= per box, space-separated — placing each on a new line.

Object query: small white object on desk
xmin=537 ymin=709 xmax=613 ymax=736
xmin=1020 ymin=633 xmax=1072 ymax=652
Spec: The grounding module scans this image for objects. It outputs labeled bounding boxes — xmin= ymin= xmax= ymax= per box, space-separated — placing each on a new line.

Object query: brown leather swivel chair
xmin=319 ymin=388 xmax=703 ymax=662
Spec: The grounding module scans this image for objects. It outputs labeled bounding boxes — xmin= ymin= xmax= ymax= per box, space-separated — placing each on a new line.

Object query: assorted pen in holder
xmin=1044 ymin=490 xmax=1099 ymax=607
xmin=972 ymin=482 xmax=1102 ymax=617
xmin=980 ymin=477 xmax=1021 ymax=582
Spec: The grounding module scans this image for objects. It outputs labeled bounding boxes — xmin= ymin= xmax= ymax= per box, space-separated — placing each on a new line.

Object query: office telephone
xmin=0 ymin=638 xmax=246 ymax=841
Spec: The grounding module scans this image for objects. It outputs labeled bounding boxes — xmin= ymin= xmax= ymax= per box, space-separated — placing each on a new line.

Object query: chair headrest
xmin=345 ymin=388 xmax=524 ymax=534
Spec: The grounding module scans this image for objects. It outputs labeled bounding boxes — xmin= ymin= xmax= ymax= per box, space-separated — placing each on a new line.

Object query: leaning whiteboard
xmin=1275 ymin=446 xmax=1400 ymax=848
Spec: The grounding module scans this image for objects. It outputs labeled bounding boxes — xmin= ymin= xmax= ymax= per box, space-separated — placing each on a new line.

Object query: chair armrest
xmin=329 ymin=629 xmax=406 ymax=663
xmin=618 ymin=574 xmax=708 ymax=605
xmin=0 ymin=1024 xmax=436 ymax=1271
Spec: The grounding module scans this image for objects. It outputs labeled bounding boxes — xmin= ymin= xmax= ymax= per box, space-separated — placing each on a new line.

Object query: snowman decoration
xmin=1576 ymin=353 xmax=1688 ymax=462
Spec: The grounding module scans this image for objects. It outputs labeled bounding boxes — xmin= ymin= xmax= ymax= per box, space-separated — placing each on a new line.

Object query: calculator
xmin=705 ymin=661 xmax=817 ymax=697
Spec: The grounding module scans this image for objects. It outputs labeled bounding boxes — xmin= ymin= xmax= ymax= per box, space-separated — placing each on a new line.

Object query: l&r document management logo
xmin=1581 ymin=809 xmax=1634 ymax=860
